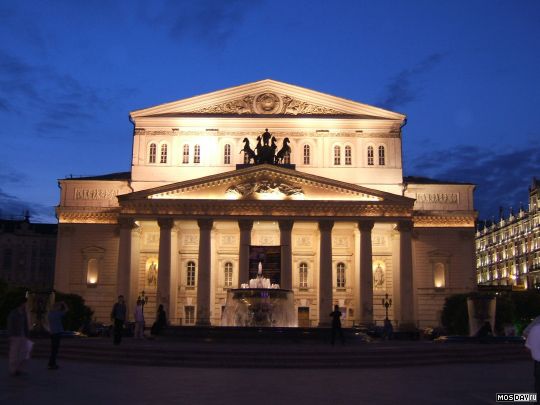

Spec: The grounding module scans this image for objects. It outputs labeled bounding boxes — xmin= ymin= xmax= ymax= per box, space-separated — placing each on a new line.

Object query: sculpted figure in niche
xmin=373 ymin=263 xmax=385 ymax=289
xmin=147 ymin=261 xmax=158 ymax=287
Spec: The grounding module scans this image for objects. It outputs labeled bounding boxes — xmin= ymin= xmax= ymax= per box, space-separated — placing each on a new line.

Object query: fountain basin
xmin=221 ymin=288 xmax=297 ymax=327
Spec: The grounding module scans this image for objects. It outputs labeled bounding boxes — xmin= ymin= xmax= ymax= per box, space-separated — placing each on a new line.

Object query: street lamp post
xmin=138 ymin=290 xmax=148 ymax=315
xmin=381 ymin=293 xmax=392 ymax=321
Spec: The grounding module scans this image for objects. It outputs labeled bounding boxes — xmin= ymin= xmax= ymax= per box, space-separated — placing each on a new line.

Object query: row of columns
xmin=116 ymin=218 xmax=415 ymax=328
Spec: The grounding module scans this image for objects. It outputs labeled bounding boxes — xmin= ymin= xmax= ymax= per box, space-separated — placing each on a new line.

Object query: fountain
xmin=221 ymin=262 xmax=297 ymax=327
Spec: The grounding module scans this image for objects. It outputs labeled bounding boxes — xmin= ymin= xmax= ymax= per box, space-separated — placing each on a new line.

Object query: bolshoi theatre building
xmin=54 ymin=80 xmax=477 ymax=329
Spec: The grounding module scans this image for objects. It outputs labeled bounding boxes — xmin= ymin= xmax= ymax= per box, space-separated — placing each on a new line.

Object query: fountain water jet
xmin=221 ymin=262 xmax=297 ymax=327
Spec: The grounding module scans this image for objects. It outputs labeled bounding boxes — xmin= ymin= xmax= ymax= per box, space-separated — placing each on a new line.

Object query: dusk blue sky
xmin=1 ymin=0 xmax=539 ymax=223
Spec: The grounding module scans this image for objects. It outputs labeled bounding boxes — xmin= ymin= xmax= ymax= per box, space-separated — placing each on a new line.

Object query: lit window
xmin=434 ymin=262 xmax=445 ymax=288
xmin=194 ymin=144 xmax=201 ymax=164
xmin=334 ymin=145 xmax=341 ymax=165
xmin=160 ymin=144 xmax=168 ymax=164
xmin=337 ymin=262 xmax=346 ymax=288
xmin=345 ymin=145 xmax=352 ymax=165
xmin=182 ymin=144 xmax=189 ymax=164
xmin=184 ymin=306 xmax=195 ymax=325
xmin=87 ymin=258 xmax=98 ymax=285
xmin=187 ymin=261 xmax=196 ymax=286
xmin=224 ymin=262 xmax=233 ymax=287
xmin=367 ymin=146 xmax=374 ymax=166
xmin=148 ymin=143 xmax=157 ymax=164
xmin=303 ymin=145 xmax=310 ymax=165
xmin=243 ymin=152 xmax=249 ymax=164
xmin=299 ymin=262 xmax=308 ymax=288
xmin=378 ymin=145 xmax=385 ymax=165
xmin=224 ymin=144 xmax=231 ymax=165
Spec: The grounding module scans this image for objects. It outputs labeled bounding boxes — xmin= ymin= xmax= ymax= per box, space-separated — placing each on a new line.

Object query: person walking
xmin=329 ymin=304 xmax=345 ymax=345
xmin=110 ymin=295 xmax=127 ymax=345
xmin=47 ymin=301 xmax=68 ymax=370
xmin=7 ymin=296 xmax=30 ymax=376
xmin=525 ymin=317 xmax=540 ymax=395
xmin=134 ymin=299 xmax=145 ymax=339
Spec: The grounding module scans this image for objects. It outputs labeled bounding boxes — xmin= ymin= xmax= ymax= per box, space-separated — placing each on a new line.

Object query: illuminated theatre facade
xmin=54 ymin=80 xmax=476 ymax=328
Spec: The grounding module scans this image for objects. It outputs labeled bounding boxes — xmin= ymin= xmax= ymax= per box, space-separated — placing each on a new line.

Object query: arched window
xmin=303 ymin=144 xmax=310 ymax=165
xmin=378 ymin=145 xmax=385 ymax=165
xmin=160 ymin=144 xmax=168 ymax=164
xmin=187 ymin=261 xmax=196 ymax=286
xmin=224 ymin=144 xmax=231 ymax=165
xmin=148 ymin=143 xmax=157 ymax=164
xmin=337 ymin=262 xmax=346 ymax=288
xmin=334 ymin=145 xmax=341 ymax=165
xmin=367 ymin=146 xmax=374 ymax=166
xmin=243 ymin=152 xmax=250 ymax=164
xmin=194 ymin=144 xmax=201 ymax=164
xmin=224 ymin=262 xmax=233 ymax=287
xmin=345 ymin=145 xmax=352 ymax=165
xmin=182 ymin=144 xmax=189 ymax=164
xmin=299 ymin=262 xmax=308 ymax=288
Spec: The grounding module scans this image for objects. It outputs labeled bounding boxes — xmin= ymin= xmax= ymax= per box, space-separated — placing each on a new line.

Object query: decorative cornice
xmin=413 ymin=215 xmax=476 ymax=228
xmin=119 ymin=199 xmax=413 ymax=219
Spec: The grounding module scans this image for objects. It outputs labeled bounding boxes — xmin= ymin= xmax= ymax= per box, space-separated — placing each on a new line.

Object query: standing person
xmin=47 ymin=301 xmax=68 ymax=370
xmin=329 ymin=304 xmax=345 ymax=345
xmin=110 ymin=295 xmax=127 ymax=345
xmin=134 ymin=299 xmax=145 ymax=339
xmin=525 ymin=318 xmax=540 ymax=395
xmin=151 ymin=304 xmax=167 ymax=336
xmin=7 ymin=297 xmax=30 ymax=376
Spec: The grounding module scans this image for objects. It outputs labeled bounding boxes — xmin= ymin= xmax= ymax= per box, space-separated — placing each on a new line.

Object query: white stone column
xmin=397 ymin=220 xmax=415 ymax=328
xmin=238 ymin=219 xmax=253 ymax=285
xmin=117 ymin=218 xmax=137 ymax=306
xmin=128 ymin=225 xmax=141 ymax=318
xmin=318 ymin=220 xmax=334 ymax=327
xmin=157 ymin=218 xmax=173 ymax=313
xmin=279 ymin=220 xmax=294 ymax=290
xmin=169 ymin=227 xmax=179 ymax=324
xmin=196 ymin=219 xmax=213 ymax=326
xmin=358 ymin=220 xmax=374 ymax=325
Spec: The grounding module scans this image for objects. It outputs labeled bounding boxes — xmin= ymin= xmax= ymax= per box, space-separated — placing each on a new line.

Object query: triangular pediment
xmin=130 ymin=79 xmax=404 ymax=120
xmin=120 ymin=165 xmax=413 ymax=205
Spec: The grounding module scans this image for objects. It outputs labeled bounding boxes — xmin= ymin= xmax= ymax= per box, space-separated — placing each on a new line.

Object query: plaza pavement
xmin=0 ymin=340 xmax=535 ymax=405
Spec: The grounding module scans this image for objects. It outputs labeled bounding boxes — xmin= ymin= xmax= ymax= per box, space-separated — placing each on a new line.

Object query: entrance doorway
xmin=298 ymin=307 xmax=310 ymax=327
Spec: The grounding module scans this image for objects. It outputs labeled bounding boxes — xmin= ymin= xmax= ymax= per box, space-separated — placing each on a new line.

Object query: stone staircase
xmin=0 ymin=329 xmax=530 ymax=369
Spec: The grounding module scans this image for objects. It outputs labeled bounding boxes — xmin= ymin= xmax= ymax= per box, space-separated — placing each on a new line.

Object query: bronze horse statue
xmin=275 ymin=137 xmax=291 ymax=164
xmin=240 ymin=138 xmax=256 ymax=163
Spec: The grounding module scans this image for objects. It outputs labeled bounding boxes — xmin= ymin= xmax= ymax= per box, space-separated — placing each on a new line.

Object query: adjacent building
xmin=54 ymin=79 xmax=477 ymax=328
xmin=0 ymin=215 xmax=57 ymax=289
xmin=476 ymin=178 xmax=540 ymax=288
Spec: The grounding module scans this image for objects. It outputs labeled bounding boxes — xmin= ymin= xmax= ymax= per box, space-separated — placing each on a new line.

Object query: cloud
xmin=378 ymin=53 xmax=444 ymax=110
xmin=0 ymin=48 xmax=128 ymax=136
xmin=405 ymin=142 xmax=540 ymax=220
xmin=0 ymin=187 xmax=55 ymax=223
xmin=139 ymin=0 xmax=263 ymax=46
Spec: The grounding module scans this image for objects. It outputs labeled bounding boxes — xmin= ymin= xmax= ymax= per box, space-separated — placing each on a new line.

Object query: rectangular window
xmin=334 ymin=146 xmax=341 ymax=165
xmin=185 ymin=306 xmax=195 ymax=325
xmin=182 ymin=144 xmax=189 ymax=164
xmin=194 ymin=145 xmax=201 ymax=164
xmin=345 ymin=146 xmax=352 ymax=165
xmin=224 ymin=144 xmax=231 ymax=165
